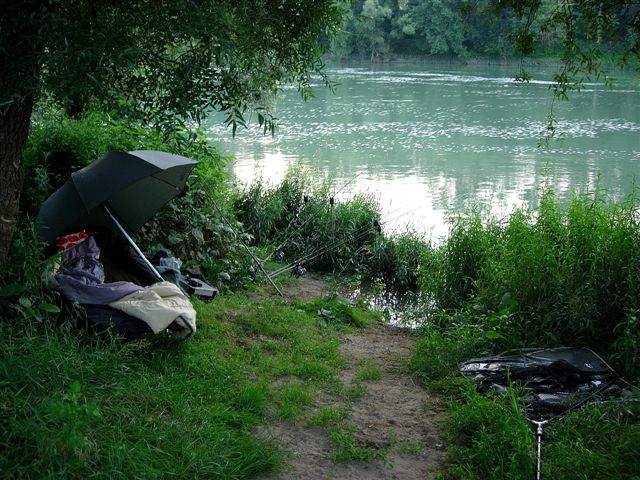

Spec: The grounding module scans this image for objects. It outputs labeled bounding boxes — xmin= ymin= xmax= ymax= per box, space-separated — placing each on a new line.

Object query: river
xmin=204 ymin=62 xmax=640 ymax=241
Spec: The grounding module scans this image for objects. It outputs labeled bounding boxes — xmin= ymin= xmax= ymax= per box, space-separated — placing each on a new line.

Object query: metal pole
xmin=241 ymin=241 xmax=286 ymax=298
xmin=103 ymin=204 xmax=164 ymax=282
xmin=532 ymin=420 xmax=547 ymax=480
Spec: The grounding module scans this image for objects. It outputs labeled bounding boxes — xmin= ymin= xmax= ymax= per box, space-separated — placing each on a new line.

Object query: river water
xmin=204 ymin=62 xmax=640 ymax=241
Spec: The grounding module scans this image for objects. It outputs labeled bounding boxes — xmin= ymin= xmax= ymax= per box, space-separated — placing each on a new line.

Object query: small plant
xmin=274 ymin=381 xmax=314 ymax=419
xmin=45 ymin=381 xmax=101 ymax=453
xmin=345 ymin=380 xmax=368 ymax=399
xmin=445 ymin=382 xmax=535 ymax=480
xmin=354 ymin=362 xmax=383 ymax=382
xmin=301 ymin=296 xmax=381 ymax=329
xmin=330 ymin=425 xmax=388 ymax=462
xmin=0 ymin=220 xmax=63 ymax=328
xmin=306 ymin=404 xmax=350 ymax=428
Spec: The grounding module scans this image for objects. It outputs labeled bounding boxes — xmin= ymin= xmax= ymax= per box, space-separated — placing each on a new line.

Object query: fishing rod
xmin=267 ymin=226 xmax=375 ymax=278
xmin=267 ymin=203 xmax=422 ymax=278
xmin=261 ymin=173 xmax=361 ymax=263
xmin=268 ymin=204 xmax=422 ymax=279
xmin=333 ymin=172 xmax=361 ymax=197
xmin=207 ymin=195 xmax=285 ymax=297
xmin=261 ymin=209 xmax=315 ymax=263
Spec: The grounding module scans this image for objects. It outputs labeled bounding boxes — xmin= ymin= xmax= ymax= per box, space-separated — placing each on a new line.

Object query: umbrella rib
xmin=149 ymin=173 xmax=184 ymax=191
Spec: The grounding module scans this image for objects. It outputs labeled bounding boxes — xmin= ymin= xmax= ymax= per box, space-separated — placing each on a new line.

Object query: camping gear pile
xmin=460 ymin=347 xmax=639 ymax=480
xmin=36 ymin=150 xmax=216 ymax=340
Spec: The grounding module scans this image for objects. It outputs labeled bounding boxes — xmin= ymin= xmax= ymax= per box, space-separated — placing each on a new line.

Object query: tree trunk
xmin=0 ymin=0 xmax=43 ymax=267
xmin=0 ymin=96 xmax=33 ymax=266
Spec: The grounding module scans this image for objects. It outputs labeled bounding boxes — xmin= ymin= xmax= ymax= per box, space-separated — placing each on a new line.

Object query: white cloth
xmin=109 ymin=281 xmax=196 ymax=340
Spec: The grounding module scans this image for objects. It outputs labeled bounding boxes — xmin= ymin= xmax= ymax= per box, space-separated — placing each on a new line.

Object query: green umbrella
xmin=36 ymin=150 xmax=198 ymax=280
xmin=36 ymin=150 xmax=197 ymax=244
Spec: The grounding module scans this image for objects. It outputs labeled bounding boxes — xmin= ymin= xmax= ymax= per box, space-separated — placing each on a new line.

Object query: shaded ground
xmin=257 ymin=276 xmax=448 ymax=480
xmin=247 ymin=273 xmax=330 ymax=302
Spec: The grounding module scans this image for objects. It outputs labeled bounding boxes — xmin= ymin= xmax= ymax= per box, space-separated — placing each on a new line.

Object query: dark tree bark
xmin=0 ymin=97 xmax=34 ymax=266
xmin=0 ymin=1 xmax=42 ymax=266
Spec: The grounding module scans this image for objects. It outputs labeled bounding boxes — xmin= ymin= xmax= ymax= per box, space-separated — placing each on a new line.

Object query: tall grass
xmin=237 ymin=173 xmax=640 ymax=376
xmin=408 ymin=189 xmax=640 ymax=379
xmin=439 ymin=380 xmax=640 ymax=480
xmin=408 ymin=188 xmax=640 ymax=480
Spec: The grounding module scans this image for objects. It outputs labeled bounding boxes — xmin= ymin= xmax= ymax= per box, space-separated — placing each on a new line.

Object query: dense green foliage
xmin=415 ymin=190 xmax=640 ymax=378
xmin=20 ymin=106 xmax=252 ymax=289
xmin=2 ymin=0 xmax=345 ymax=131
xmin=234 ymin=173 xmax=640 ymax=380
xmin=401 ymin=189 xmax=640 ymax=479
xmin=0 ymin=0 xmax=346 ymax=268
xmin=332 ymin=0 xmax=639 ymax=63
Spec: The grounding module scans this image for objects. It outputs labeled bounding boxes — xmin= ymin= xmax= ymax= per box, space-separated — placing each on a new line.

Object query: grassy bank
xmin=403 ymin=190 xmax=640 ymax=479
xmin=239 ymin=176 xmax=640 ymax=378
xmin=4 ymin=106 xmax=639 ymax=478
xmin=240 ymin=176 xmax=640 ymax=479
xmin=0 ymin=290 xmax=382 ymax=478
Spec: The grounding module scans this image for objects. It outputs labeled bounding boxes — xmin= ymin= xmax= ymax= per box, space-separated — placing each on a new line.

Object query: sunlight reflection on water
xmin=205 ymin=64 xmax=640 ymax=242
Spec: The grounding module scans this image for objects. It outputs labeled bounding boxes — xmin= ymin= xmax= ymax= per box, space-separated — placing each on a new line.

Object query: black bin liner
xmin=460 ymin=347 xmax=637 ymax=417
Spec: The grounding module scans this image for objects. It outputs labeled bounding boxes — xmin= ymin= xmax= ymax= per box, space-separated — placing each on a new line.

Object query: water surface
xmin=205 ymin=63 xmax=640 ymax=240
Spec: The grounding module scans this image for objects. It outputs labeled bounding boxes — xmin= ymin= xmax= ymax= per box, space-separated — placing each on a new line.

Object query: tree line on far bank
xmin=330 ymin=0 xmax=639 ymax=61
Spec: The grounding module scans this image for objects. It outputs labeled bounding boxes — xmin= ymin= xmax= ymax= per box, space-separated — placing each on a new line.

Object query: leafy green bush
xmin=0 ymin=220 xmax=63 ymax=329
xmin=23 ymin=105 xmax=167 ymax=215
xmin=409 ymin=325 xmax=490 ymax=382
xmin=360 ymin=229 xmax=434 ymax=289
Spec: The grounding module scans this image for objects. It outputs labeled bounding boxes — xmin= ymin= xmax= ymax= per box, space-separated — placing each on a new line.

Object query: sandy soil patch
xmin=258 ymin=319 xmax=448 ymax=480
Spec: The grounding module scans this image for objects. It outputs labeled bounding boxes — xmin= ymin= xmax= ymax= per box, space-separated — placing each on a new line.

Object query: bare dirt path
xmin=257 ymin=277 xmax=448 ymax=480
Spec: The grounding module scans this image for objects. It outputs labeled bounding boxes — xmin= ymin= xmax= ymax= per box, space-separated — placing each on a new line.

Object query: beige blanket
xmin=109 ymin=281 xmax=196 ymax=340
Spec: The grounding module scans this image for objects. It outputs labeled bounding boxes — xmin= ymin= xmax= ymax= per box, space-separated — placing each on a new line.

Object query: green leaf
xmin=0 ymin=283 xmax=24 ymax=297
xmin=38 ymin=303 xmax=61 ymax=313
xmin=19 ymin=297 xmax=32 ymax=308
xmin=485 ymin=330 xmax=503 ymax=340
xmin=69 ymin=381 xmax=81 ymax=397
xmin=191 ymin=228 xmax=205 ymax=244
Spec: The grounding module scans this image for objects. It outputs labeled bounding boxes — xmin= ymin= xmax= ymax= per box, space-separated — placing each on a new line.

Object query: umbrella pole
xmin=103 ymin=205 xmax=164 ymax=282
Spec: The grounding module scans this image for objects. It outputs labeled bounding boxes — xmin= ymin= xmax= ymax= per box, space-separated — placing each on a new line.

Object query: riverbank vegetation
xmin=238 ymin=172 xmax=640 ymax=383
xmin=2 ymin=104 xmax=639 ymax=478
xmin=237 ymin=170 xmax=640 ymax=479
xmin=2 ymin=0 xmax=639 ymax=476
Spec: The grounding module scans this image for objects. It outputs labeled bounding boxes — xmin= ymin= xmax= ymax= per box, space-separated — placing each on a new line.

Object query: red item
xmin=55 ymin=230 xmax=89 ymax=252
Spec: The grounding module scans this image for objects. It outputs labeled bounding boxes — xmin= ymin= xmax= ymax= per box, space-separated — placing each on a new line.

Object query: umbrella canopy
xmin=36 ymin=150 xmax=198 ymax=244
